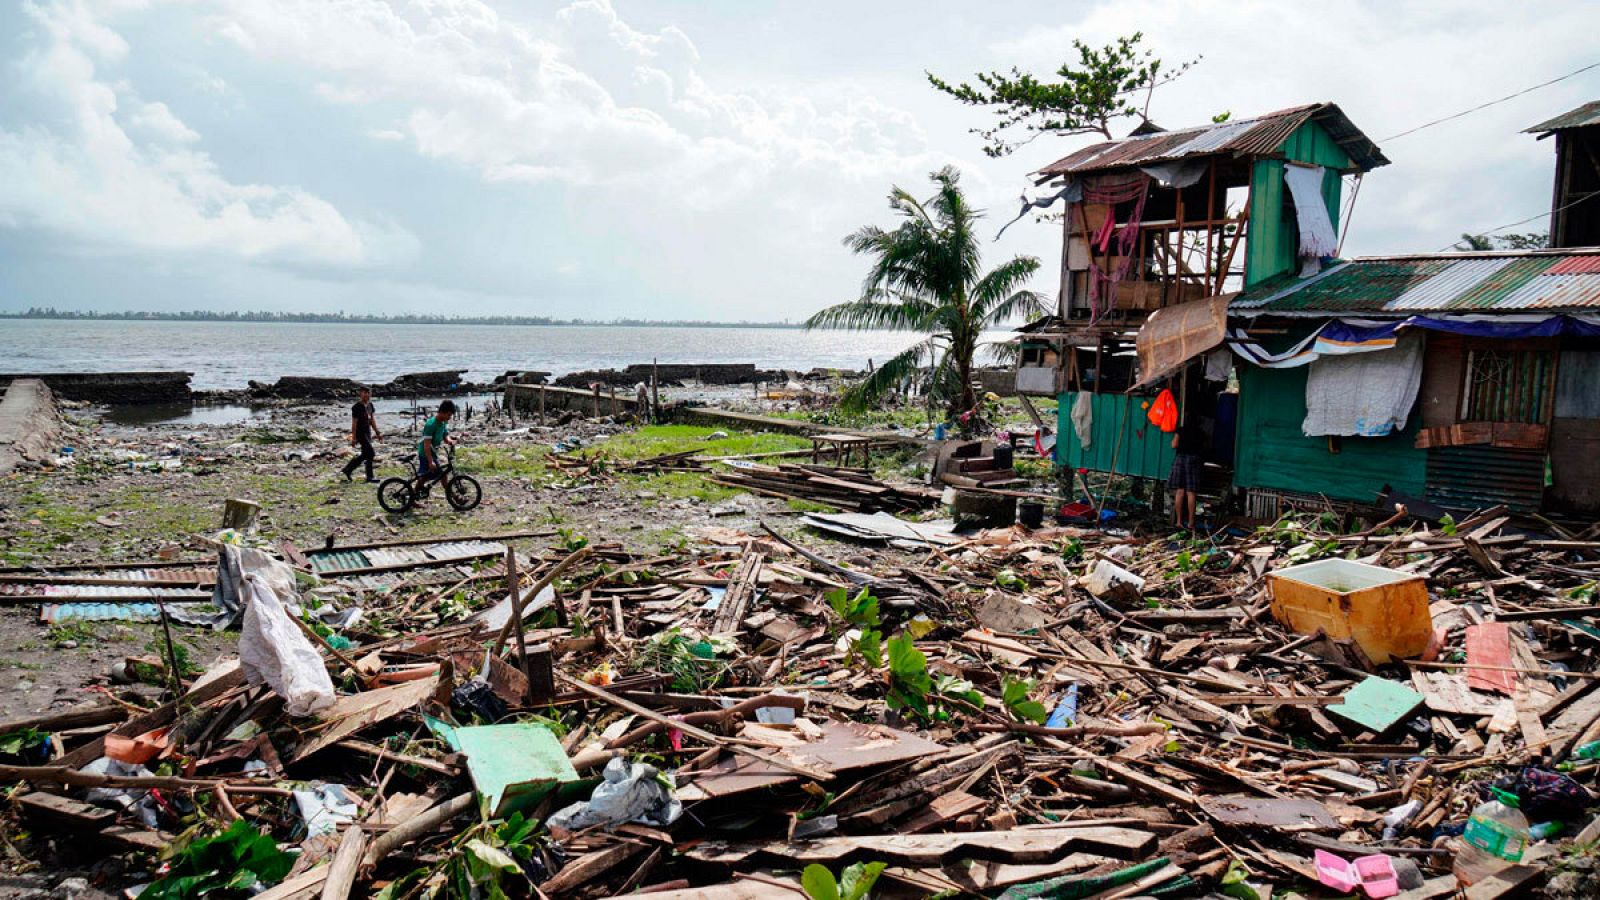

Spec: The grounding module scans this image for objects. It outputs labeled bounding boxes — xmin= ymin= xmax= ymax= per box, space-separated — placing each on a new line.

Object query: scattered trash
xmin=548 ymin=757 xmax=682 ymax=832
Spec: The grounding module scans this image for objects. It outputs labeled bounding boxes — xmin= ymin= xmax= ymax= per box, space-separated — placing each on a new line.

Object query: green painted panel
xmin=1245 ymin=122 xmax=1349 ymax=288
xmin=1233 ymin=364 xmax=1427 ymax=502
xmin=1055 ymin=391 xmax=1176 ymax=480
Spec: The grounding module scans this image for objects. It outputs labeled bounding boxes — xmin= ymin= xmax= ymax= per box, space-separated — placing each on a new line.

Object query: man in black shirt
xmin=341 ymin=387 xmax=382 ymax=483
xmin=1168 ymin=417 xmax=1205 ymax=531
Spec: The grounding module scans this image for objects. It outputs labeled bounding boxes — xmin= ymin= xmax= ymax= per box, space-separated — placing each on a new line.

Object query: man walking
xmin=342 ymin=386 xmax=382 ymax=483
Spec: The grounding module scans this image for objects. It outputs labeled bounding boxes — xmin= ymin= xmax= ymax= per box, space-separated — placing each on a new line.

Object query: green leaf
xmin=802 ymin=864 xmax=842 ymax=900
xmin=839 ymin=861 xmax=887 ymax=900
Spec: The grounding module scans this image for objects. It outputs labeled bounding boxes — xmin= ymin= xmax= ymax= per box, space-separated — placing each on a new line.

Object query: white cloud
xmin=205 ymin=0 xmax=1006 ymax=309
xmin=0 ymin=0 xmax=415 ymax=268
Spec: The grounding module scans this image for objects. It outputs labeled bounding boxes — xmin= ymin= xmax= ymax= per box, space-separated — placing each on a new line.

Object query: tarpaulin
xmin=1229 ymin=312 xmax=1600 ymax=369
xmin=1134 ymin=293 xmax=1234 ymax=386
xmin=1303 ymin=332 xmax=1424 ymax=437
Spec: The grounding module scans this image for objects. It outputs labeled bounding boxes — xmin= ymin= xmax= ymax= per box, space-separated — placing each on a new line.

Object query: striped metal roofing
xmin=1526 ymin=100 xmax=1600 ymax=134
xmin=1037 ymin=102 xmax=1389 ymax=178
xmin=1231 ymin=250 xmax=1600 ymax=314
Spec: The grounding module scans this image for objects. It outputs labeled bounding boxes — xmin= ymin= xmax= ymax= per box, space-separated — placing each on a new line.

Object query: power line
xmin=1380 ymin=60 xmax=1600 ymax=142
xmin=1434 ymin=189 xmax=1600 ymax=252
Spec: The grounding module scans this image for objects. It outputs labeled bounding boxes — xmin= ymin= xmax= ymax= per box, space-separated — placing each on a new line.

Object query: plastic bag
xmin=239 ymin=572 xmax=335 ymax=717
xmin=547 ymin=758 xmax=682 ymax=831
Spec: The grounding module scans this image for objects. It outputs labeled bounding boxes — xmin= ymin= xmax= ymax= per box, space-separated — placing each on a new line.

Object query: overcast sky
xmin=0 ymin=0 xmax=1594 ymax=321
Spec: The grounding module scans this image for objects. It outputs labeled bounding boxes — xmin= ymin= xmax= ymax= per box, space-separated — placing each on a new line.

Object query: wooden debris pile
xmin=710 ymin=462 xmax=943 ymax=513
xmin=4 ymin=504 xmax=1600 ymax=898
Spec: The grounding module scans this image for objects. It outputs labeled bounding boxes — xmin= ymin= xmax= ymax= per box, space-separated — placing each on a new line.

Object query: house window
xmin=1460 ymin=348 xmax=1556 ymax=424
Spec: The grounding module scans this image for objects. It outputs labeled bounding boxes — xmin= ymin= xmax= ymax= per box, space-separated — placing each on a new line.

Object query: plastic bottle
xmin=1453 ymin=788 xmax=1531 ymax=886
xmin=1573 ymin=739 xmax=1600 ymax=760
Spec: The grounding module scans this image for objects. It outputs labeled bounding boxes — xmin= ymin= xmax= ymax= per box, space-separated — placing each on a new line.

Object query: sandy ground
xmin=0 ymin=398 xmax=917 ymax=724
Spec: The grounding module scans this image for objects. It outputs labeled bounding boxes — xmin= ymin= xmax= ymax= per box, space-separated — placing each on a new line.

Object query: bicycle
xmin=378 ymin=444 xmax=482 ymax=513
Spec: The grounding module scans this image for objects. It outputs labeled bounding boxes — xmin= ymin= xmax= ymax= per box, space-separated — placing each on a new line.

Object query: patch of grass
xmin=633 ymin=471 xmax=740 ymax=504
xmin=786 ymin=497 xmax=836 ymax=514
xmin=46 ymin=622 xmax=100 ymax=646
xmin=459 ymin=445 xmax=548 ymax=476
xmin=597 ymin=425 xmax=811 ymax=460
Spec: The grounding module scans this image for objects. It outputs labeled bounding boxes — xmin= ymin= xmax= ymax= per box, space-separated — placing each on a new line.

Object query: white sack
xmin=239 ymin=571 xmax=335 ymax=717
xmin=1071 ymin=391 xmax=1094 ymax=450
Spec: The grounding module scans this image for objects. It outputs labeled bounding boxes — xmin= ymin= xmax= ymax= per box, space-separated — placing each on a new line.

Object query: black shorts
xmin=1168 ymin=453 xmax=1201 ymax=492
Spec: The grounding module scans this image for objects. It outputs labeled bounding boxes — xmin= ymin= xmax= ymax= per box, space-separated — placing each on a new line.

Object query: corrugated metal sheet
xmin=1426 ymin=445 xmax=1545 ymax=513
xmin=0 ymin=583 xmax=210 ymax=600
xmin=1388 ymin=259 xmax=1515 ymax=310
xmin=1039 ymin=103 xmax=1388 ymax=178
xmin=1231 ymin=251 xmax=1600 ymax=314
xmin=1054 ymin=391 xmax=1177 ymax=480
xmin=41 ymin=602 xmax=214 ymax=625
xmin=1526 ymin=101 xmax=1600 ymax=135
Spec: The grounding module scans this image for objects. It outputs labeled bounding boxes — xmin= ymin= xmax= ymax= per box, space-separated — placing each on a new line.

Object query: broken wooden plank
xmin=684 ymin=825 xmax=1157 ymax=867
xmin=1198 ymin=795 xmax=1337 ymax=832
xmin=1466 ymin=623 xmax=1518 ymax=696
xmin=711 ymin=551 xmax=764 ymax=635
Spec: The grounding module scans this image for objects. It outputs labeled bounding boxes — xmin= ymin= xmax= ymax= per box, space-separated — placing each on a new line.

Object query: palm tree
xmin=806 ymin=166 xmax=1046 ymax=421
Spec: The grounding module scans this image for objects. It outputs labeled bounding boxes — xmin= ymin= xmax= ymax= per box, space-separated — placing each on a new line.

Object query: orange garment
xmin=1147 ymin=389 xmax=1178 ymax=433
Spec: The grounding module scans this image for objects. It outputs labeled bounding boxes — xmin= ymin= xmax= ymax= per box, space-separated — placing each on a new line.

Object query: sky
xmin=0 ymin=0 xmax=1595 ymax=322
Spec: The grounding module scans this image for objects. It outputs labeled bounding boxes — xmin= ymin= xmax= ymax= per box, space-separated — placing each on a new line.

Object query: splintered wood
xmin=10 ymin=499 xmax=1600 ymax=899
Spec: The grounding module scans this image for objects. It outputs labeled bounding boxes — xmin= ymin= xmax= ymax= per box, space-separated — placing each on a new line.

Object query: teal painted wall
xmin=1244 ymin=121 xmax=1351 ymax=287
xmin=1056 ymin=391 xmax=1177 ymax=479
xmin=1233 ymin=364 xmax=1427 ymax=502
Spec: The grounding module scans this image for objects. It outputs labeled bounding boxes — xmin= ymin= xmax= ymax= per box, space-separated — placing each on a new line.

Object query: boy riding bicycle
xmin=416 ymin=400 xmax=457 ymax=495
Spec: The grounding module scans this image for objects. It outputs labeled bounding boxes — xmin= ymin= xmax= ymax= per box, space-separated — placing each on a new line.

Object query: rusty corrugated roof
xmin=1526 ymin=100 xmax=1600 ymax=135
xmin=1037 ymin=102 xmax=1388 ymax=179
xmin=1231 ymin=250 xmax=1600 ymax=314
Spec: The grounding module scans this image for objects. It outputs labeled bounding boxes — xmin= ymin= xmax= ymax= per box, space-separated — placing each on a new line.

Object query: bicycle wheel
xmin=445 ymin=474 xmax=482 ymax=511
xmin=378 ymin=477 xmax=415 ymax=513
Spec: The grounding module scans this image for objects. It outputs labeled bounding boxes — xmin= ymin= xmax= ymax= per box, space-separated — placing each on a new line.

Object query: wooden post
xmin=504 ymin=549 xmax=529 ymax=679
xmin=523 ymin=643 xmax=554 ymax=704
xmin=1204 ymin=159 xmax=1217 ymax=290
xmin=651 ymin=358 xmax=660 ymax=423
xmin=610 ymin=386 xmax=618 ymax=417
xmin=592 ymin=385 xmax=601 ymax=419
xmin=506 ymin=383 xmax=516 ymax=426
xmin=221 ymin=499 xmax=260 ymax=532
xmin=538 ymin=385 xmax=546 ymax=425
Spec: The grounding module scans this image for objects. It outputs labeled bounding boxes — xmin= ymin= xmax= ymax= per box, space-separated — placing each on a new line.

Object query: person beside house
xmin=341 ymin=386 xmax=382 ymax=483
xmin=1169 ymin=417 xmax=1206 ymax=531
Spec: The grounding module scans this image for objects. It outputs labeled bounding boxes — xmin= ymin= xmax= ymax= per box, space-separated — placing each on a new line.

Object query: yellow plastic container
xmin=1268 ymin=559 xmax=1432 ymax=663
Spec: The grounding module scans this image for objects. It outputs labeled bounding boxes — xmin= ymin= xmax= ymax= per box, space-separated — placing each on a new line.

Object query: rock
xmin=57 ymin=639 xmax=78 ymax=650
xmin=707 ymin=431 xmax=730 ymax=440
xmin=54 ymin=877 xmax=90 ymax=899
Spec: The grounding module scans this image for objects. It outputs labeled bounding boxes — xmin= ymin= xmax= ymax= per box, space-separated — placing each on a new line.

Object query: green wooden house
xmin=1023 ymin=103 xmax=1388 ymax=488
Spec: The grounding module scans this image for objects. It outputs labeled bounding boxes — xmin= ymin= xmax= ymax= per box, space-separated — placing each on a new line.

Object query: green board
xmin=431 ymin=720 xmax=584 ymax=817
xmin=1329 ymin=677 xmax=1424 ymax=733
xmin=1245 ymin=121 xmax=1350 ymax=288
xmin=1233 ymin=363 xmax=1427 ymax=503
xmin=1055 ymin=391 xmax=1176 ymax=480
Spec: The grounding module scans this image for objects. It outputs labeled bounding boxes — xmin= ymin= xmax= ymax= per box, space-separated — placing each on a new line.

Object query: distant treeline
xmin=1 ymin=308 xmax=802 ymax=328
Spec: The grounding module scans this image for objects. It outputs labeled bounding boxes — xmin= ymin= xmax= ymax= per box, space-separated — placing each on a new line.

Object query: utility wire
xmin=1433 ymin=189 xmax=1600 ymax=252
xmin=1380 ymin=60 xmax=1600 ymax=142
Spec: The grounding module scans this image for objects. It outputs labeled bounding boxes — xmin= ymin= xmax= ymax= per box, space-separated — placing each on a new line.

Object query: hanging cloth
xmin=1147 ymin=388 xmax=1179 ymax=433
xmin=1302 ymin=332 xmax=1424 ymax=437
xmin=1283 ymin=164 xmax=1338 ymax=263
xmin=1071 ymin=391 xmax=1094 ymax=449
